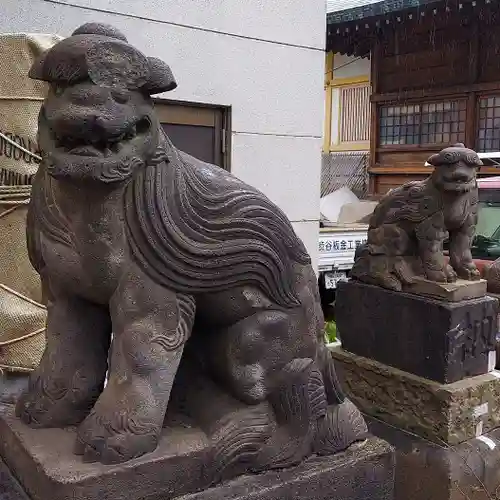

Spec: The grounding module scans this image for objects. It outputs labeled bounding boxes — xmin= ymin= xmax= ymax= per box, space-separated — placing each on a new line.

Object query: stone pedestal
xmin=366 ymin=417 xmax=500 ymax=500
xmin=335 ymin=281 xmax=498 ymax=384
xmin=178 ymin=438 xmax=394 ymax=500
xmin=0 ymin=459 xmax=29 ymax=500
xmin=0 ymin=404 xmax=395 ymax=500
xmin=331 ymin=347 xmax=500 ymax=445
xmin=334 ymin=278 xmax=500 ymax=500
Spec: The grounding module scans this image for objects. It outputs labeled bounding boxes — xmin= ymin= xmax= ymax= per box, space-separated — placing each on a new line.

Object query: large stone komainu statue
xmin=16 ymin=23 xmax=367 ymax=471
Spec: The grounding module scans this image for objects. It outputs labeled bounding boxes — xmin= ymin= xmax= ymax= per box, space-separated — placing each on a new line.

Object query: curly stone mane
xmin=124 ymin=135 xmax=310 ymax=308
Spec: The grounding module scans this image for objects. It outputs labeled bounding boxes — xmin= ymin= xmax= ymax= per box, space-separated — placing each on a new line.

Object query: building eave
xmin=326 ymin=0 xmax=485 ymax=56
xmin=327 ymin=0 xmax=442 ymax=24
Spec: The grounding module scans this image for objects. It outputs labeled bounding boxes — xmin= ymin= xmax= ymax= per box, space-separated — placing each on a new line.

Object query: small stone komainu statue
xmin=351 ymin=143 xmax=482 ymax=291
xmin=15 ymin=22 xmax=367 ymax=474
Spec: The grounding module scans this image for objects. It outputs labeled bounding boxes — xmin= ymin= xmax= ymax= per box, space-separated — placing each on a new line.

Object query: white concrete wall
xmin=0 ymin=0 xmax=326 ymax=270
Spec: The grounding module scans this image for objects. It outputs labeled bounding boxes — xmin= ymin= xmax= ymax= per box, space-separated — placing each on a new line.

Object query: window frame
xmin=338 ymin=83 xmax=371 ymax=145
xmin=153 ymin=98 xmax=232 ymax=171
xmin=476 ymin=93 xmax=500 ymax=153
xmin=377 ymin=97 xmax=468 ymax=149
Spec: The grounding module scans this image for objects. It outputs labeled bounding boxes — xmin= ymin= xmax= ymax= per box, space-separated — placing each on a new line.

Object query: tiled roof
xmin=326 ymin=0 xmax=478 ymax=55
xmin=326 ymin=0 xmax=383 ymax=14
xmin=327 ymin=0 xmax=443 ymax=23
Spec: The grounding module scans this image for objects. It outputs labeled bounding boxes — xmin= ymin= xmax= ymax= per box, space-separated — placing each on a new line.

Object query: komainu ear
xmin=28 ymin=36 xmax=90 ymax=83
xmin=142 ymin=57 xmax=177 ymax=95
xmin=465 ymin=153 xmax=483 ymax=167
xmin=426 ymin=153 xmax=442 ymax=167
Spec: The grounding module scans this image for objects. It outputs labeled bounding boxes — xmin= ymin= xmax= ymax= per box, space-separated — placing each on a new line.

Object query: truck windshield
xmin=472 ymin=188 xmax=500 ymax=260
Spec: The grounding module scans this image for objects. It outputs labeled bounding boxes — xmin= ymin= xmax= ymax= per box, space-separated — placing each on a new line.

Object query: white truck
xmin=317 ymin=197 xmax=376 ymax=310
xmin=317 ymin=223 xmax=369 ymax=308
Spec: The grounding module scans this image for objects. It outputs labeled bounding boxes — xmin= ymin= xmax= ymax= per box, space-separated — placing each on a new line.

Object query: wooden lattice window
xmin=379 ymin=99 xmax=466 ymax=146
xmin=379 ymin=104 xmax=420 ymax=145
xmin=477 ymin=96 xmax=500 ymax=153
xmin=339 ymin=84 xmax=371 ymax=143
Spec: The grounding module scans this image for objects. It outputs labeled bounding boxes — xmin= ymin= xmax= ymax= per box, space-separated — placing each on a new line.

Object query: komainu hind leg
xmin=351 ymin=252 xmax=404 ymax=291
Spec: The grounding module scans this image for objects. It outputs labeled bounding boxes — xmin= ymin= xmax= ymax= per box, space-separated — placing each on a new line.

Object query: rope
xmin=0 ymin=175 xmax=32 ymax=207
xmin=0 ymin=199 xmax=30 ymax=206
xmin=0 ymin=327 xmax=46 ymax=347
xmin=0 ymin=96 xmax=44 ymax=101
xmin=0 ymin=284 xmax=45 ymax=311
xmin=0 ymin=131 xmax=42 ymax=162
xmin=0 ymin=364 xmax=36 ymax=374
xmin=0 ymin=124 xmax=43 ymax=352
xmin=0 ymin=129 xmax=38 ymax=206
xmin=0 ymin=284 xmax=46 ymax=348
xmin=0 ymin=177 xmax=41 ymax=348
xmin=0 ymin=187 xmax=30 ymax=208
xmin=0 ymin=205 xmax=21 ymax=219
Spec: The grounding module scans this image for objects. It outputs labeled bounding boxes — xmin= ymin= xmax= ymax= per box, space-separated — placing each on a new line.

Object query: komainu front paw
xmin=444 ymin=264 xmax=458 ymax=282
xmin=15 ymin=375 xmax=95 ymax=428
xmin=455 ymin=262 xmax=481 ymax=281
xmin=424 ymin=268 xmax=448 ymax=283
xmin=75 ymin=406 xmax=160 ymax=464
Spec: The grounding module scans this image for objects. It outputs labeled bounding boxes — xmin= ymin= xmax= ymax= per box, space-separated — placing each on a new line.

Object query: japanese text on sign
xmin=318 ymin=238 xmax=367 ymax=252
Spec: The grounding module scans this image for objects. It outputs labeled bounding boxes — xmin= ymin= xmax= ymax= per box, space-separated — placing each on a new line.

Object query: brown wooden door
xmin=154 ymin=100 xmax=230 ymax=170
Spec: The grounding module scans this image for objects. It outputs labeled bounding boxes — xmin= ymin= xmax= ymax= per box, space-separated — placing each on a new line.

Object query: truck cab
xmin=464 ymin=152 xmax=500 ymax=274
xmin=472 ymin=175 xmax=500 ymax=270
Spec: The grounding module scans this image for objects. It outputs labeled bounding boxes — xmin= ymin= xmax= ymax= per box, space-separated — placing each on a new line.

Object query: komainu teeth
xmin=54 ymin=121 xmax=139 ymax=152
xmin=124 ymin=125 xmax=137 ymax=140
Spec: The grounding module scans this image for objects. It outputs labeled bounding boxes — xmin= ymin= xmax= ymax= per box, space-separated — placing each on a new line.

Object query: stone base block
xmin=331 ymin=346 xmax=500 ymax=446
xmin=405 ymin=277 xmax=487 ymax=302
xmin=335 ymin=280 xmax=498 ymax=383
xmin=0 ymin=404 xmax=395 ymax=500
xmin=178 ymin=438 xmax=394 ymax=500
xmin=0 ymin=458 xmax=29 ymax=500
xmin=366 ymin=416 xmax=500 ymax=500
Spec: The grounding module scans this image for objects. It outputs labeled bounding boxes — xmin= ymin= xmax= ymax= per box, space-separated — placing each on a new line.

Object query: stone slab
xmin=366 ymin=416 xmax=500 ymax=500
xmin=331 ymin=346 xmax=500 ymax=446
xmin=405 ymin=277 xmax=487 ymax=302
xmin=335 ymin=280 xmax=498 ymax=384
xmin=0 ymin=459 xmax=30 ymax=500
xmin=0 ymin=404 xmax=395 ymax=500
xmin=177 ymin=438 xmax=395 ymax=500
xmin=0 ymin=404 xmax=211 ymax=500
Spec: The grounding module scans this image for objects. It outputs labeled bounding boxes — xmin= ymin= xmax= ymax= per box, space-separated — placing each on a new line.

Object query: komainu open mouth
xmin=52 ymin=117 xmax=151 ymax=157
xmin=445 ymin=177 xmax=473 ymax=186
